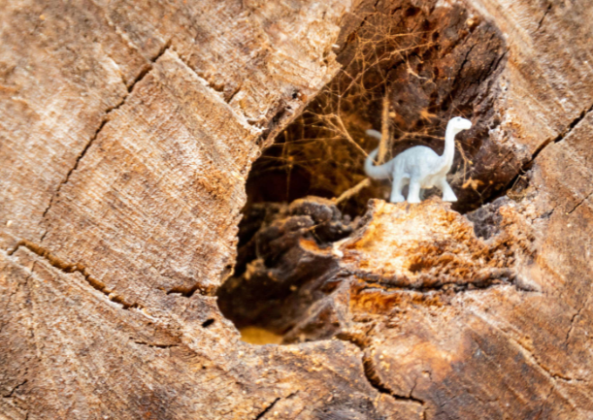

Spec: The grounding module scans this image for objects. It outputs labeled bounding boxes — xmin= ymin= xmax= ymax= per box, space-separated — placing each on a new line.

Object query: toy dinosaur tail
xmin=364 ymin=129 xmax=392 ymax=180
xmin=365 ymin=129 xmax=382 ymax=140
xmin=364 ymin=148 xmax=392 ymax=180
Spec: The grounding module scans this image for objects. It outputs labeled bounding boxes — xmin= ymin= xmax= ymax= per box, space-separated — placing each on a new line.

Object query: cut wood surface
xmin=1 ymin=0 xmax=593 ymax=419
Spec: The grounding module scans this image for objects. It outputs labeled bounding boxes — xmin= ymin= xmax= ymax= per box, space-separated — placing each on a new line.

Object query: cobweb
xmin=247 ymin=6 xmax=494 ymax=216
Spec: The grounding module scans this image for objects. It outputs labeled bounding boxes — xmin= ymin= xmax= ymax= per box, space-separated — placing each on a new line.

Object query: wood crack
xmin=168 ymin=48 xmax=257 ymax=127
xmin=362 ymin=351 xmax=426 ymax=418
xmin=253 ymin=397 xmax=281 ymax=420
xmin=502 ymin=325 xmax=584 ymax=388
xmin=483 ymin=101 xmax=593 ymax=206
xmin=39 ymin=41 xmax=172 ymax=226
xmin=2 ymin=380 xmax=27 ymax=399
xmin=536 ymin=3 xmax=553 ymax=32
xmin=454 ymin=43 xmax=476 ymax=83
xmin=567 ymin=189 xmax=593 ymax=215
xmin=336 ymin=333 xmax=426 ymax=418
xmin=132 ymin=340 xmax=178 ymax=350
xmin=565 ymin=291 xmax=592 ymax=345
xmin=166 ymin=283 xmax=217 ymax=298
xmin=352 ymin=267 xmax=538 ymax=294
xmin=336 ymin=331 xmax=367 ymax=351
xmin=531 ymin=101 xmax=593 ymax=164
xmin=8 ymin=239 xmax=141 ymax=310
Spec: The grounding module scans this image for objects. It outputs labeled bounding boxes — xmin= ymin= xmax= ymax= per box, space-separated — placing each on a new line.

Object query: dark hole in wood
xmin=202 ymin=319 xmax=215 ymax=328
xmin=218 ymin=1 xmax=523 ymax=345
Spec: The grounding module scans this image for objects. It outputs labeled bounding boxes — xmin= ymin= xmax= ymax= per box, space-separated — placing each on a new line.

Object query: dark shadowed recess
xmin=218 ymin=0 xmax=522 ymax=343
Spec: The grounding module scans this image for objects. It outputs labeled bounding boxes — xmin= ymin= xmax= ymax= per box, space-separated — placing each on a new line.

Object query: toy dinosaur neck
xmin=437 ymin=123 xmax=457 ymax=173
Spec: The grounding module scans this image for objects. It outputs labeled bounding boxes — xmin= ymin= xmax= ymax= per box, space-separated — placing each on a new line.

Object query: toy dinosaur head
xmin=448 ymin=116 xmax=473 ymax=133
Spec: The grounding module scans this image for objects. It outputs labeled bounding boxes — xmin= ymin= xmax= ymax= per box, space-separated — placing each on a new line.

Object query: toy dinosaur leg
xmin=407 ymin=175 xmax=422 ymax=203
xmin=390 ymin=167 xmax=406 ymax=203
xmin=439 ymin=177 xmax=458 ymax=202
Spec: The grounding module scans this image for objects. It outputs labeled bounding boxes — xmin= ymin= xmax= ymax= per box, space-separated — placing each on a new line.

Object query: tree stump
xmin=1 ymin=0 xmax=592 ymax=419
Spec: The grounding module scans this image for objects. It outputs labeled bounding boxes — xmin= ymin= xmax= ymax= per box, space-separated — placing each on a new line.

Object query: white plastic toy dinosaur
xmin=364 ymin=116 xmax=472 ymax=203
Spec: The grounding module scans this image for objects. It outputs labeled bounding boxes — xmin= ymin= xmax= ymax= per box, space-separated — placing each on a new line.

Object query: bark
xmin=1 ymin=0 xmax=593 ymax=420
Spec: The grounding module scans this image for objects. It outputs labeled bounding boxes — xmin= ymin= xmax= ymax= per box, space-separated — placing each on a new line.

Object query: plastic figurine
xmin=364 ymin=117 xmax=472 ymax=203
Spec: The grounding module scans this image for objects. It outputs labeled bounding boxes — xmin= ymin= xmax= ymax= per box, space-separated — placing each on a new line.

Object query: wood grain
xmin=1 ymin=0 xmax=593 ymax=419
